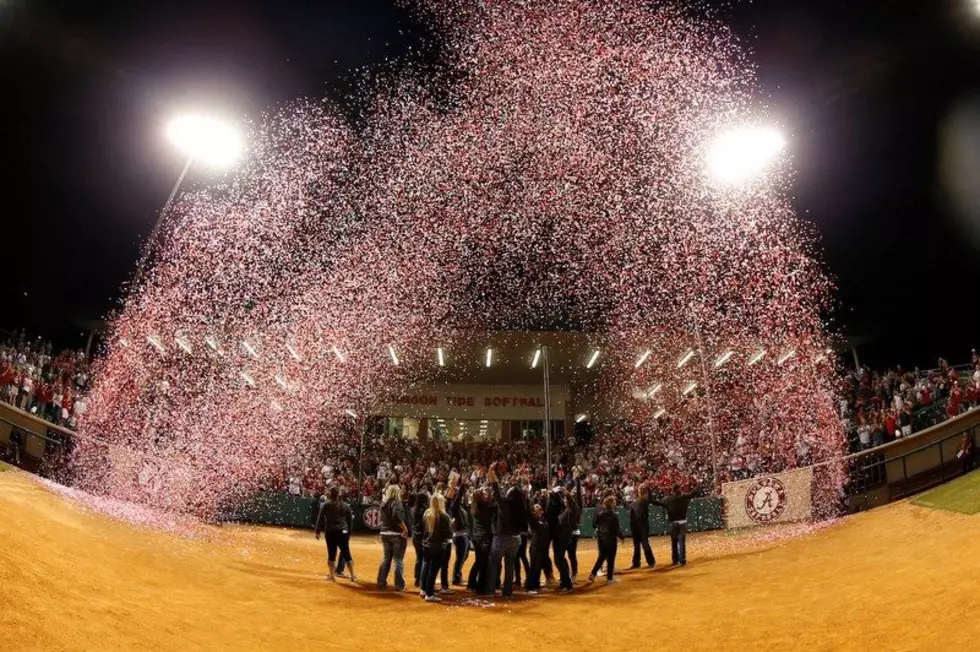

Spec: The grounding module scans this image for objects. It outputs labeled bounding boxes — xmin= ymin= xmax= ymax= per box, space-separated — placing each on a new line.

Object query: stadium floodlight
xmin=635 ymin=350 xmax=652 ymax=368
xmin=531 ymin=348 xmax=541 ymax=369
xmin=148 ymin=335 xmax=165 ymax=354
xmin=437 ymin=347 xmax=446 ymax=367
xmin=586 ymin=349 xmax=601 ymax=369
xmin=654 ymin=408 xmax=667 ymax=419
xmin=707 ymin=126 xmax=785 ymax=184
xmin=748 ymin=349 xmax=766 ymax=366
xmin=682 ymin=381 xmax=698 ymax=395
xmin=677 ymin=349 xmax=695 ymax=368
xmin=332 ymin=345 xmax=346 ymax=363
xmin=134 ymin=114 xmax=244 ymax=289
xmin=777 ymin=349 xmax=796 ymax=365
xmin=285 ymin=343 xmax=302 ymax=362
xmin=714 ymin=350 xmax=734 ymax=368
xmin=485 ymin=348 xmax=493 ymax=367
xmin=167 ymin=114 xmax=243 ymax=168
xmin=388 ymin=345 xmax=399 ymax=366
xmin=575 ymin=413 xmax=588 ymax=423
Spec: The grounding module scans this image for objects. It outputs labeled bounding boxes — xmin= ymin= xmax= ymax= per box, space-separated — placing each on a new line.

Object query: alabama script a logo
xmin=744 ymin=477 xmax=787 ymax=523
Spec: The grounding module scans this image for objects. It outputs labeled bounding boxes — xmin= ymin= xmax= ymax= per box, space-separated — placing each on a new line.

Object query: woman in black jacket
xmin=420 ymin=492 xmax=453 ymax=602
xmin=410 ymin=486 xmax=431 ymax=588
xmin=466 ymin=487 xmax=494 ymax=593
xmin=447 ymin=475 xmax=470 ymax=586
xmin=589 ymin=494 xmax=624 ymax=584
xmin=566 ymin=477 xmax=583 ymax=578
xmin=314 ymin=487 xmax=356 ymax=582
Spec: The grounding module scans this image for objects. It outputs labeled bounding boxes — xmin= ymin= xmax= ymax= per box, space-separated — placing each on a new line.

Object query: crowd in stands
xmin=278 ymin=435 xmax=698 ymax=508
xmin=840 ymin=353 xmax=980 ymax=452
xmin=282 ymin=351 xmax=980 ymax=504
xmin=0 ymin=330 xmax=91 ymax=430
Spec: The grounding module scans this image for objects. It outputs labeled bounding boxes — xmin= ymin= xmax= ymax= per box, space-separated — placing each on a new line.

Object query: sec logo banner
xmin=362 ymin=505 xmax=384 ymax=530
xmin=744 ymin=477 xmax=787 ymax=523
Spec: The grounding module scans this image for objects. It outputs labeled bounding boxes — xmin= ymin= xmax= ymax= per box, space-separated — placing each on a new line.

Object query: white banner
xmin=375 ymin=384 xmax=569 ymax=421
xmin=722 ymin=467 xmax=813 ymax=529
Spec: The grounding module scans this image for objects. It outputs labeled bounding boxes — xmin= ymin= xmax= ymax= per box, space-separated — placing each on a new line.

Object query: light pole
xmin=542 ymin=345 xmax=553 ymax=487
xmin=132 ymin=114 xmax=243 ymax=288
xmin=690 ymin=308 xmax=721 ymax=496
xmin=694 ymin=124 xmax=785 ymax=495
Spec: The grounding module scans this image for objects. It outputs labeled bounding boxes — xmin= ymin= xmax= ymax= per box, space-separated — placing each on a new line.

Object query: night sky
xmin=2 ymin=0 xmax=979 ymax=369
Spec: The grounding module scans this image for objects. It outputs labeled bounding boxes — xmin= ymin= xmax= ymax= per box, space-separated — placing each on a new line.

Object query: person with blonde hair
xmin=420 ymin=492 xmax=452 ymax=602
xmin=377 ymin=484 xmax=409 ymax=590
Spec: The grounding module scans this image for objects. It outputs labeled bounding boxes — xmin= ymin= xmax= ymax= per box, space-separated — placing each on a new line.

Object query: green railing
xmin=224 ymin=491 xmax=724 ymax=535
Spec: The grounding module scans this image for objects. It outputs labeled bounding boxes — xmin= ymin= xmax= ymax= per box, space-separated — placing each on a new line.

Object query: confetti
xmin=73 ymin=0 xmax=845 ymax=519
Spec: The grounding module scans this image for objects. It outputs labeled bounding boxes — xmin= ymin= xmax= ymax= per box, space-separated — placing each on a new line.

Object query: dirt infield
xmin=1 ymin=471 xmax=979 ymax=651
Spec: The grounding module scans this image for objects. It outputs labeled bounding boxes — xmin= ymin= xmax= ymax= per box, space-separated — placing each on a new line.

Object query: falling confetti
xmin=74 ymin=0 xmax=846 ymax=519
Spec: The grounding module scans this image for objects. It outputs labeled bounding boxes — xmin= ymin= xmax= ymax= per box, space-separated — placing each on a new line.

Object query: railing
xmin=845 ymin=407 xmax=980 ymax=512
xmin=0 ymin=402 xmax=75 ymax=474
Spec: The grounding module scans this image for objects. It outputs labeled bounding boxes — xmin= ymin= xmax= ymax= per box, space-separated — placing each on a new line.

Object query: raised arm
xmin=488 ymin=466 xmax=503 ymax=502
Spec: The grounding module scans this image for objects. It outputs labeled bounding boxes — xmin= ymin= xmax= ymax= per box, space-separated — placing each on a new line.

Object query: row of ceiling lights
xmin=141 ymin=335 xmax=823 ymax=372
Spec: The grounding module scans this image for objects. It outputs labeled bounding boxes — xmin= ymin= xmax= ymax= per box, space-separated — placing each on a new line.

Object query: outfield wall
xmin=225 ymin=491 xmax=724 ymax=536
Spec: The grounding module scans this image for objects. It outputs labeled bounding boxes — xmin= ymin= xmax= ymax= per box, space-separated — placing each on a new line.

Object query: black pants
xmin=525 ymin=540 xmax=550 ymax=590
xmin=326 ymin=531 xmax=352 ymax=566
xmin=591 ymin=538 xmax=617 ymax=579
xmin=439 ymin=541 xmax=451 ymax=589
xmin=413 ymin=538 xmax=424 ymax=586
xmin=670 ymin=522 xmax=687 ymax=564
xmin=452 ymin=534 xmax=469 ymax=584
xmin=514 ymin=534 xmax=531 ymax=585
xmin=421 ymin=547 xmax=444 ymax=597
xmin=631 ymin=529 xmax=655 ymax=567
xmin=552 ymin=537 xmax=573 ymax=589
xmin=467 ymin=538 xmax=491 ymax=592
xmin=567 ymin=534 xmax=578 ymax=576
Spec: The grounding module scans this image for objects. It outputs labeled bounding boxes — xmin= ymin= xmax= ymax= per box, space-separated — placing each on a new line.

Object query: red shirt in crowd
xmin=884 ymin=414 xmax=897 ymax=437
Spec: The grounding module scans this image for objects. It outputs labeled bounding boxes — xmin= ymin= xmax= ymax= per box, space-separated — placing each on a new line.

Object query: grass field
xmin=912 ymin=469 xmax=980 ymax=515
xmin=3 ymin=469 xmax=980 ymax=651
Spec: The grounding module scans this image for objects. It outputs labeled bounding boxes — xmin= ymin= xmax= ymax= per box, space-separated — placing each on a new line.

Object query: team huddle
xmin=315 ymin=464 xmax=698 ymax=602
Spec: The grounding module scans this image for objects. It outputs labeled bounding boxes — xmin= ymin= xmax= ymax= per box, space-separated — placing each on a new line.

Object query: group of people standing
xmin=315 ymin=464 xmax=697 ymax=603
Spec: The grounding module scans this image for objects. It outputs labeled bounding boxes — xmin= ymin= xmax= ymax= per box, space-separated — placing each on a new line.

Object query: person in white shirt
xmin=858 ymin=423 xmax=872 ymax=449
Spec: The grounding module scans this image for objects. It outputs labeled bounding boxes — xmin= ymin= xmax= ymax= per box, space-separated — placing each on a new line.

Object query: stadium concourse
xmin=1 ymin=467 xmax=979 ymax=651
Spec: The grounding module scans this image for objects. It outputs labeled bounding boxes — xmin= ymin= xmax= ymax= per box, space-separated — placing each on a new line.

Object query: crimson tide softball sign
xmin=723 ymin=468 xmax=813 ymax=529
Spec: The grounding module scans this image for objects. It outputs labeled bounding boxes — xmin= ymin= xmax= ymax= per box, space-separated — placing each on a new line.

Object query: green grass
xmin=912 ymin=470 xmax=980 ymax=515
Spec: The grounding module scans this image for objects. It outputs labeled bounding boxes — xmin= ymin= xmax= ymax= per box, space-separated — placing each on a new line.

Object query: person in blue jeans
xmin=652 ymin=484 xmax=699 ymax=566
xmin=377 ymin=485 xmax=409 ymax=590
xmin=484 ymin=465 xmax=528 ymax=597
